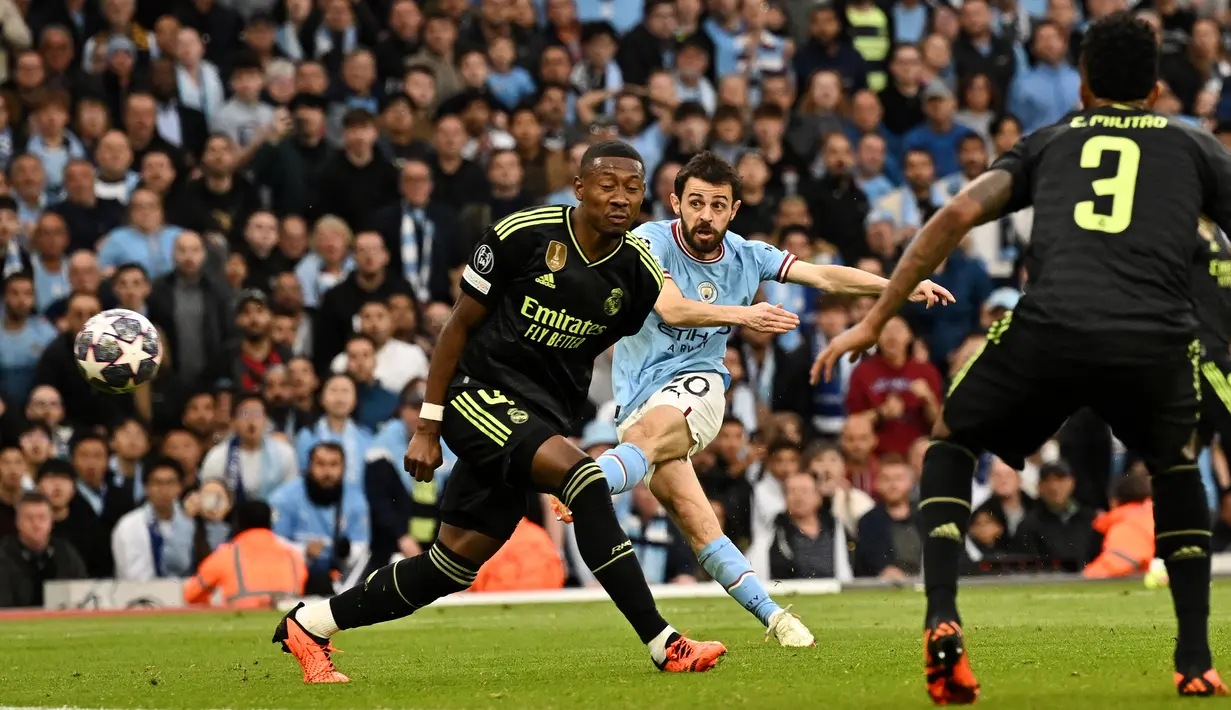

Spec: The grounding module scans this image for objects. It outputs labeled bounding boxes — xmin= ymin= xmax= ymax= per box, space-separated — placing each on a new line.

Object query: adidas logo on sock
xmin=1170 ymin=546 xmax=1207 ymax=561
xmin=536 ymin=273 xmax=556 ymax=288
xmin=929 ymin=523 xmax=962 ymax=541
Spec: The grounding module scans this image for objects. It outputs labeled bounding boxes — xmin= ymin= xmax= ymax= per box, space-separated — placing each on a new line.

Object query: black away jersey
xmin=991 ymin=105 xmax=1231 ymax=361
xmin=457 ymin=205 xmax=665 ymax=430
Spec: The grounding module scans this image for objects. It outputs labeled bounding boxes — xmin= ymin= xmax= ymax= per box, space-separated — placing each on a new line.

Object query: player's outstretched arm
xmin=785 ymin=260 xmax=956 ymax=306
xmin=404 ymin=294 xmax=489 ymax=482
xmin=654 ymin=277 xmax=799 ymax=333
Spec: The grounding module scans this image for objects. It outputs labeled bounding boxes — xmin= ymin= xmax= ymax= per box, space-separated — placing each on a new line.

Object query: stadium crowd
xmin=0 ymin=0 xmax=1229 ymax=608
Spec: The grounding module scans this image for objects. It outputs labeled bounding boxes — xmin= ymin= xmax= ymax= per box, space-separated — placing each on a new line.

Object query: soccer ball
xmin=75 ymin=308 xmax=162 ymax=394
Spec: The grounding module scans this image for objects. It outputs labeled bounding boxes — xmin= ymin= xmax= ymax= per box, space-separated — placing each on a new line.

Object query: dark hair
xmin=1113 ymin=471 xmax=1152 ymax=504
xmin=234 ymin=500 xmax=273 ymax=532
xmin=37 ymin=458 xmax=76 ymax=481
xmin=721 ymin=416 xmax=745 ymax=430
xmin=989 ymin=112 xmax=1023 ymax=139
xmin=751 ymin=103 xmax=786 ymax=122
xmin=712 ymin=104 xmax=743 ymax=125
xmin=581 ymin=20 xmax=617 ymax=44
xmin=70 ymin=431 xmax=109 ymax=456
xmin=3 ymin=271 xmax=32 ymax=290
xmin=142 ymin=456 xmax=185 ymax=485
xmin=16 ymin=491 xmax=51 ymax=510
xmin=579 ymin=140 xmax=644 ymax=176
xmin=342 ymin=107 xmax=377 ymax=128
xmin=113 ymin=262 xmax=150 ymax=282
xmin=767 ymin=439 xmax=800 ymax=459
xmin=673 ymin=150 xmax=742 ymax=202
xmin=346 ymin=332 xmax=377 ymax=350
xmin=1080 ymin=12 xmax=1159 ymax=102
xmin=231 ymin=391 xmax=266 ymax=416
xmin=904 ymin=147 xmax=934 ymax=165
xmin=230 ymin=51 xmax=263 ymax=75
xmin=958 ymin=132 xmax=987 ymax=151
xmin=957 ymin=71 xmax=1003 ymax=114
xmin=309 ymin=441 xmax=346 ymax=467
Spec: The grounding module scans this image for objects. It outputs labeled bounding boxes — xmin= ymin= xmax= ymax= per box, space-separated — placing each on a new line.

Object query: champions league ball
xmin=75 ymin=308 xmax=162 ymax=394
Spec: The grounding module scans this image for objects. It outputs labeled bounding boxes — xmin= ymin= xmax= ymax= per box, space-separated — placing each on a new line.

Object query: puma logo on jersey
xmin=929 ymin=523 xmax=962 ymax=541
xmin=1170 ymin=546 xmax=1207 ymax=561
xmin=536 ymin=273 xmax=556 ymax=289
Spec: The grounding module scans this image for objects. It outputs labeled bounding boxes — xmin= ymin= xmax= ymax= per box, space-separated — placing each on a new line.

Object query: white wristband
xmin=420 ymin=403 xmax=445 ymax=421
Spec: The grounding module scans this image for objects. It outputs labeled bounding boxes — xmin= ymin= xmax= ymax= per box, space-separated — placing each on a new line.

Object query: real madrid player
xmin=552 ymin=151 xmax=953 ymax=646
xmin=272 ymin=141 xmax=798 ymax=683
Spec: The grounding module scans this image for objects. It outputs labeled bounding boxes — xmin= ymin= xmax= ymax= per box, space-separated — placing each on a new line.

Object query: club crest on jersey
xmin=604 ymin=288 xmax=623 ymax=316
xmin=697 ymin=281 xmax=718 ymax=303
xmin=508 ymin=408 xmax=529 ymax=424
xmin=475 ymin=245 xmax=495 ymax=274
xmin=546 ymin=240 xmax=568 ymax=272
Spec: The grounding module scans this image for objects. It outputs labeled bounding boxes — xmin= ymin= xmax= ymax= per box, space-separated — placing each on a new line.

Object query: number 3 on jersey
xmin=1074 ymin=136 xmax=1141 ymax=234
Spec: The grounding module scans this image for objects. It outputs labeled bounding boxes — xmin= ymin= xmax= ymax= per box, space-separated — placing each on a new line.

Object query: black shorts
xmin=1199 ymin=345 xmax=1231 ymax=447
xmin=944 ymin=314 xmax=1200 ymax=471
xmin=438 ymin=377 xmax=557 ymax=541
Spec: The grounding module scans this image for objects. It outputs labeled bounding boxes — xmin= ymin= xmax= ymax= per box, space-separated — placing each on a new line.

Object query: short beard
xmin=241 ymin=329 xmax=267 ymax=343
xmin=682 ymin=218 xmax=724 ymax=255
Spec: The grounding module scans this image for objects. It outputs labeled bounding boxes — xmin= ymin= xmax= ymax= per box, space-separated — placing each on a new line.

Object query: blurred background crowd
xmin=1 ymin=0 xmax=1230 ymax=608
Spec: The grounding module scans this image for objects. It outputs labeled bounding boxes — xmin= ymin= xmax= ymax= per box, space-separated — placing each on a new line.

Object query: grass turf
xmin=2 ymin=581 xmax=1229 ymax=709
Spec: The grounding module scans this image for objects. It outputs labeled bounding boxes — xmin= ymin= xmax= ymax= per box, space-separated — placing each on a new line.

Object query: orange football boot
xmin=924 ymin=620 xmax=980 ymax=705
xmin=272 ymin=603 xmax=350 ymax=683
xmin=1175 ymin=669 xmax=1230 ymax=697
xmin=657 ymin=635 xmax=727 ymax=672
xmin=550 ymin=495 xmax=574 ymax=523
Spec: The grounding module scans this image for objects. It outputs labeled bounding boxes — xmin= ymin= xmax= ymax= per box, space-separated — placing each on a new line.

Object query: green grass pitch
xmin=3 ymin=581 xmax=1231 ymax=709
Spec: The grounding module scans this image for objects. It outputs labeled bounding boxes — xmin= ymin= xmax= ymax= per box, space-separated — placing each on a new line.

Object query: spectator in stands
xmin=429 ymin=113 xmax=489 ymax=212
xmin=93 ymin=130 xmax=139 ymax=211
xmin=108 ymin=417 xmax=148 ymax=499
xmin=315 ymin=109 xmax=399 ymax=229
xmin=185 ymin=133 xmax=259 ymax=244
xmin=471 ymin=518 xmax=566 ymax=592
xmin=111 ymin=262 xmax=150 ymax=315
xmin=296 ymin=374 xmax=371 ymax=487
xmin=0 ymin=197 xmax=29 ymax=282
xmin=124 ymin=93 xmax=181 ymax=173
xmin=314 ymin=232 xmax=412 ymax=374
xmin=846 ymin=316 xmax=943 ymax=456
xmin=903 ymin=80 xmax=974 ymax=179
xmin=976 ymin=458 xmax=1035 ymax=539
xmin=0 ymin=445 xmax=26 ymax=538
xmin=1012 ymin=461 xmax=1097 ymax=570
xmin=148 ymin=230 xmax=232 ymax=391
xmin=769 ymin=471 xmax=847 ymax=579
xmin=229 ymin=288 xmax=291 ymax=394
xmin=148 ymin=57 xmax=208 ymax=165
xmin=182 ymin=500 xmax=307 ymax=608
xmin=906 ymin=242 xmax=992 ymax=372
xmin=287 ymin=356 xmax=322 ymax=424
xmin=30 ymin=211 xmax=71 ymax=313
xmin=329 ymin=299 xmax=428 ymax=395
xmin=1009 ymin=20 xmax=1081 ymax=134
xmin=67 ymin=431 xmax=133 ymax=577
xmin=368 ymin=158 xmax=464 ymax=305
xmin=295 ymin=216 xmax=354 ymax=310
xmin=160 ymin=429 xmax=203 ymax=491
xmin=0 ymin=492 xmax=88 ymax=608
xmin=854 ymin=456 xmax=921 ymax=579
xmin=27 ymin=88 xmax=86 ymax=199
xmin=739 ymin=325 xmax=813 ymax=425
xmin=50 ymin=160 xmax=125 ymax=253
xmin=12 ymin=154 xmax=49 ymax=234
xmin=97 ymin=188 xmax=183 ymax=279
xmin=212 ymin=53 xmax=274 ymax=148
xmin=23 ymin=394 xmax=68 ymax=461
xmin=806 ymin=132 xmax=870 ymax=261
xmin=271 ymin=441 xmax=370 ymax=595
xmin=200 ymin=392 xmax=298 ymax=503
xmin=0 ymin=273 xmax=56 ymax=406
xmin=952 ymin=0 xmax=1016 ymax=93
xmin=1085 ymin=474 xmax=1155 ymax=578
xmin=111 ymin=457 xmax=193 ymax=581
xmin=751 ymin=440 xmax=802 ymax=556
xmin=811 ymin=442 xmax=875 ymax=539
xmin=237 ymin=210 xmax=291 ymax=291
xmin=336 ymin=334 xmax=398 ymax=431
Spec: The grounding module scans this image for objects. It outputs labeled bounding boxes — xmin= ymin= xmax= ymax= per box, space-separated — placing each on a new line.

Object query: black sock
xmin=919 ymin=440 xmax=978 ymax=625
xmin=329 ymin=542 xmax=479 ymax=631
xmin=1151 ymin=464 xmax=1213 ymax=670
xmin=562 ymin=458 xmax=669 ymax=644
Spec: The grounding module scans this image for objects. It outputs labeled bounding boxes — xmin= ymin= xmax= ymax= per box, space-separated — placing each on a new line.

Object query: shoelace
xmin=667 ymin=636 xmax=696 ymax=662
xmin=764 ymin=604 xmax=801 ymax=643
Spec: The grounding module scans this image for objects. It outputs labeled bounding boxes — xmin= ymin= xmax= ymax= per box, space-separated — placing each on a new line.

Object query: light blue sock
xmin=596 ymin=443 xmax=650 ymax=494
xmin=698 ymin=536 xmax=781 ymax=626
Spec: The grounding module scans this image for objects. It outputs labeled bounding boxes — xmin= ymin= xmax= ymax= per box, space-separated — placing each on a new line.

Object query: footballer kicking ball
xmin=75 ymin=308 xmax=162 ymax=394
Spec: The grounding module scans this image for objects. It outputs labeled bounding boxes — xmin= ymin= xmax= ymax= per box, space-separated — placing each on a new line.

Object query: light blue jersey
xmin=612 ymin=219 xmax=797 ymax=422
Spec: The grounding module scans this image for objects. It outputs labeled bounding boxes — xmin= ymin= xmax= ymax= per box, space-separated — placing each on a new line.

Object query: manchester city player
xmin=554 ymin=152 xmax=953 ymax=646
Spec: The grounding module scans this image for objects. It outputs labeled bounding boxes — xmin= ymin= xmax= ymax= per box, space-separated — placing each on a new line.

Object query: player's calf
xmin=1149 ymin=462 xmax=1216 ymax=674
xmin=919 ymin=439 xmax=979 ymax=624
